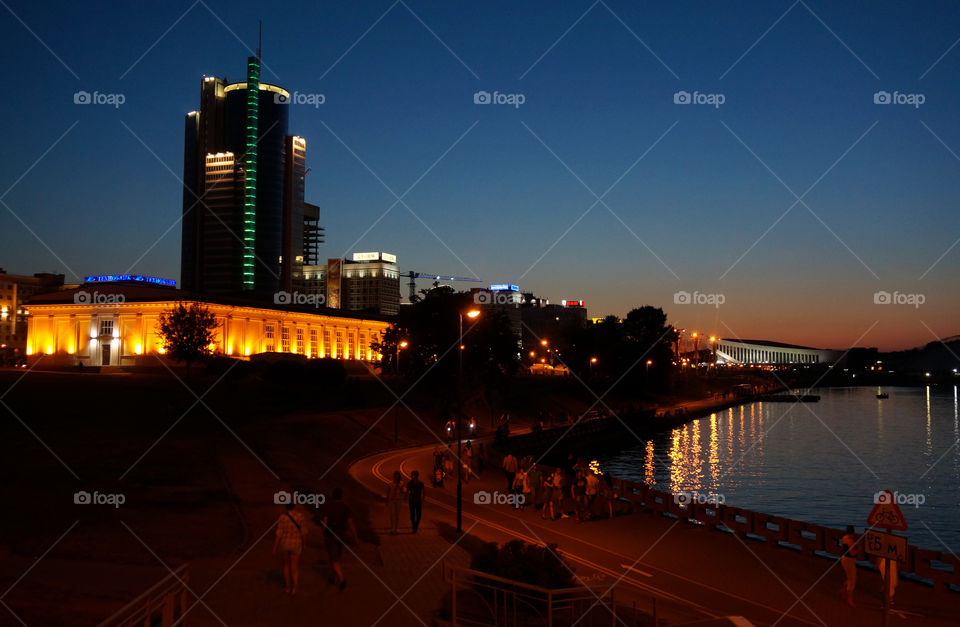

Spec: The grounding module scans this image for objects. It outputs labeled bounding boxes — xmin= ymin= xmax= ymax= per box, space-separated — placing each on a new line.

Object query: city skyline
xmin=2 ymin=2 xmax=959 ymax=350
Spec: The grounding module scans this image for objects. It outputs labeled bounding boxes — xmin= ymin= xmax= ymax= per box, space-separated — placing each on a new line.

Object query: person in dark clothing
xmin=406 ymin=471 xmax=425 ymax=533
xmin=322 ymin=487 xmax=357 ymax=590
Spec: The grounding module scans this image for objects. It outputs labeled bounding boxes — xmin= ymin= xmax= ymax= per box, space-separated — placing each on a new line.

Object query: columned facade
xmin=715 ymin=339 xmax=836 ymax=365
xmin=25 ymin=296 xmax=389 ymax=368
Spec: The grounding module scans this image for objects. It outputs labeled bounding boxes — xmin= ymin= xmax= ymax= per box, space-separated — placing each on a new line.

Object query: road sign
xmin=864 ymin=530 xmax=908 ymax=562
xmin=867 ymin=490 xmax=908 ymax=530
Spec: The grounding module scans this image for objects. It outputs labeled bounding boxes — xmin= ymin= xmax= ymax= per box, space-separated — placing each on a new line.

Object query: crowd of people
xmin=500 ymin=451 xmax=622 ymax=522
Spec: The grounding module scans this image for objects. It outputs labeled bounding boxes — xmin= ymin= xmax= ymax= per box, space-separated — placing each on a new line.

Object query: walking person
xmin=502 ymin=451 xmax=519 ymax=494
xmin=406 ymin=470 xmax=425 ymax=533
xmin=552 ymin=467 xmax=569 ymax=519
xmin=385 ymin=471 xmax=406 ymax=535
xmin=839 ymin=525 xmax=859 ymax=607
xmin=322 ymin=488 xmax=357 ymax=591
xmin=272 ymin=502 xmax=307 ymax=595
xmin=541 ymin=468 xmax=556 ymax=520
xmin=572 ymin=470 xmax=588 ymax=521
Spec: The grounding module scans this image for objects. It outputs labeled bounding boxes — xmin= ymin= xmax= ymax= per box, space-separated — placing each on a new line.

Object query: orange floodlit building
xmin=24 ymin=281 xmax=390 ymax=368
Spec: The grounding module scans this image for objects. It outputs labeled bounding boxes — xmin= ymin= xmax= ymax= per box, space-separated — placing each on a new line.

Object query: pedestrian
xmin=272 ymin=502 xmax=307 ymax=595
xmin=444 ymin=451 xmax=455 ymax=479
xmin=875 ymin=556 xmax=899 ymax=606
xmin=527 ymin=463 xmax=543 ymax=511
xmin=502 ymin=451 xmax=519 ymax=494
xmin=433 ymin=446 xmax=444 ymax=470
xmin=477 ymin=443 xmax=486 ymax=474
xmin=603 ymin=472 xmax=620 ymax=519
xmin=432 ymin=464 xmax=445 ymax=488
xmin=541 ymin=468 xmax=556 ymax=520
xmin=572 ymin=470 xmax=588 ymax=521
xmin=512 ymin=467 xmax=527 ymax=510
xmin=552 ymin=467 xmax=569 ymax=519
xmin=839 ymin=525 xmax=858 ymax=607
xmin=585 ymin=470 xmax=599 ymax=508
xmin=385 ymin=471 xmax=406 ymax=535
xmin=406 ymin=470 xmax=425 ymax=533
xmin=322 ymin=487 xmax=357 ymax=591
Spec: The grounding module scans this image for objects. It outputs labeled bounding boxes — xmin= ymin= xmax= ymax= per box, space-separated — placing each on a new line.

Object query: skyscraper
xmin=181 ymin=54 xmax=321 ymax=298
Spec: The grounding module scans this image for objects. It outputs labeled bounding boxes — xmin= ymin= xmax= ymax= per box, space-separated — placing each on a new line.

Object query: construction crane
xmin=404 ymin=271 xmax=483 ymax=303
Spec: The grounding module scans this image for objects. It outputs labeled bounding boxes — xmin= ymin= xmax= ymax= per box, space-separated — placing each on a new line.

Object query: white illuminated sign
xmin=352 ymin=252 xmax=397 ymax=263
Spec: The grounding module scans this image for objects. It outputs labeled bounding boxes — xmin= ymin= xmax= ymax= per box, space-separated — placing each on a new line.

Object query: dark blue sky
xmin=2 ymin=1 xmax=959 ymax=349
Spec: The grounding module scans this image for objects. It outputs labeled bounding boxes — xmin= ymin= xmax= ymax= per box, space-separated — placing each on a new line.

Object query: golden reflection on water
xmin=709 ymin=413 xmax=719 ymax=483
xmin=926 ymin=386 xmax=933 ymax=456
xmin=644 ymin=439 xmax=656 ymax=485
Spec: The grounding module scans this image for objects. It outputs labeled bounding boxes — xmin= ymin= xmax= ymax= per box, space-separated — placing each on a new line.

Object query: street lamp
xmin=646 ymin=359 xmax=653 ymax=376
xmin=394 ymin=340 xmax=408 ymax=443
xmin=457 ymin=308 xmax=480 ymax=533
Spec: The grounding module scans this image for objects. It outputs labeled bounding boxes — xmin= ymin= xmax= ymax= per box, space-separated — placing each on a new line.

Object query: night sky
xmin=2 ymin=1 xmax=959 ymax=350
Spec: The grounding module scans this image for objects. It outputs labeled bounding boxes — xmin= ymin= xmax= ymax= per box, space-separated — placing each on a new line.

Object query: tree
xmin=371 ymin=287 xmax=519 ymax=410
xmin=156 ymin=301 xmax=220 ymax=379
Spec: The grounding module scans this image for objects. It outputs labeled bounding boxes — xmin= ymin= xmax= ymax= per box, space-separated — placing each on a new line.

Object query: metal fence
xmin=98 ymin=564 xmax=191 ymax=627
xmin=444 ymin=563 xmax=616 ymax=627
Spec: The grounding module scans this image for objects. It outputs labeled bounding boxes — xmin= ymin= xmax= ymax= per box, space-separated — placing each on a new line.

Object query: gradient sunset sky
xmin=1 ymin=1 xmax=958 ymax=350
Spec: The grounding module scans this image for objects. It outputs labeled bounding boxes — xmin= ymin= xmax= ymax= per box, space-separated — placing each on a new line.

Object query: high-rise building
xmin=302 ymin=252 xmax=401 ymax=316
xmin=181 ymin=55 xmax=322 ymax=298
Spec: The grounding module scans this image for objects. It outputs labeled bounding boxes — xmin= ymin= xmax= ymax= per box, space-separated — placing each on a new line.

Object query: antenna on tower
xmin=257 ymin=20 xmax=262 ymax=59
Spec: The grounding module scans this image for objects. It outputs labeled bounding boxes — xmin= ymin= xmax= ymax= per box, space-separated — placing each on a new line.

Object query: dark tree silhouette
xmin=156 ymin=301 xmax=220 ymax=379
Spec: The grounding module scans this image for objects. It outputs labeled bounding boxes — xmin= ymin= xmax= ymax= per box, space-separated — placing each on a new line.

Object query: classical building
xmin=24 ymin=280 xmax=389 ymax=368
xmin=0 ymin=269 xmax=64 ymax=364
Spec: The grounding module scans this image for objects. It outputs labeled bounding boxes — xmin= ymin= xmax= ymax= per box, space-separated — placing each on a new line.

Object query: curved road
xmin=349 ymin=439 xmax=951 ymax=626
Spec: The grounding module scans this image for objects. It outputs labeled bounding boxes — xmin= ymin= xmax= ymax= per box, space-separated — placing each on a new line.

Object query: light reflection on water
xmin=595 ymin=386 xmax=960 ymax=552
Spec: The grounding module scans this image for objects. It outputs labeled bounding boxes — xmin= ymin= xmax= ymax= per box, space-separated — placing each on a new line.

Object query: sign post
xmin=866 ymin=490 xmax=908 ymax=627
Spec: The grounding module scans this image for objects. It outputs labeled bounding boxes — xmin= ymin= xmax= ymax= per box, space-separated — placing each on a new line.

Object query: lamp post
xmin=393 ymin=340 xmax=408 ymax=443
xmin=457 ymin=308 xmax=480 ymax=533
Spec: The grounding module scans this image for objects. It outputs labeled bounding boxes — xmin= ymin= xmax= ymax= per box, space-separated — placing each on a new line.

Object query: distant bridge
xmin=715 ymin=338 xmax=839 ymax=365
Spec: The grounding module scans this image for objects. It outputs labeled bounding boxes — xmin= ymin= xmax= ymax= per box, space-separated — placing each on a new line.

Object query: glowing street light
xmin=457 ymin=308 xmax=481 ymax=533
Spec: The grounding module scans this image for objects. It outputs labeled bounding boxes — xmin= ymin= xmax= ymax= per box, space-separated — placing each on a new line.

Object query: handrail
xmin=98 ymin=563 xmax=190 ymax=627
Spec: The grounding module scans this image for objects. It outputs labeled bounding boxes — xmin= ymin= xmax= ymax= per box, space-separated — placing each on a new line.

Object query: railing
xmin=98 ymin=564 xmax=191 ymax=627
xmin=443 ymin=564 xmax=616 ymax=627
xmin=613 ymin=480 xmax=960 ymax=594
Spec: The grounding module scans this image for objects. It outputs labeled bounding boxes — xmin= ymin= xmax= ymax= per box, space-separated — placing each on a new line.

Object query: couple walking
xmin=386 ymin=470 xmax=426 ymax=534
xmin=272 ymin=488 xmax=357 ymax=595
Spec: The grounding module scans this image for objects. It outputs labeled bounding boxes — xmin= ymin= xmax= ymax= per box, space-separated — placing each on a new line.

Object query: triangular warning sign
xmin=867 ymin=490 xmax=909 ymax=531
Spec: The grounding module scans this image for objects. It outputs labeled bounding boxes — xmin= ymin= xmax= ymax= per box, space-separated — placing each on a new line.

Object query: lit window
xmin=99 ymin=319 xmax=113 ymax=337
xmin=296 ymin=328 xmax=304 ymax=354
xmin=310 ymin=329 xmax=318 ymax=356
xmin=281 ymin=327 xmax=290 ymax=352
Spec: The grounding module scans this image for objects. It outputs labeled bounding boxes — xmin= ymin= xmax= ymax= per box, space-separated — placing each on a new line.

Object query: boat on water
xmin=876 ymin=388 xmax=889 ymax=399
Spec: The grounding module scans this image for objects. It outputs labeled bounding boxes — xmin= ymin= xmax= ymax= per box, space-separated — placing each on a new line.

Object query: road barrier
xmin=614 ymin=479 xmax=960 ymax=594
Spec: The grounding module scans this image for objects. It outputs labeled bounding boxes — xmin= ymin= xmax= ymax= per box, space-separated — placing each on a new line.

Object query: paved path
xmin=349 ymin=439 xmax=960 ymax=627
